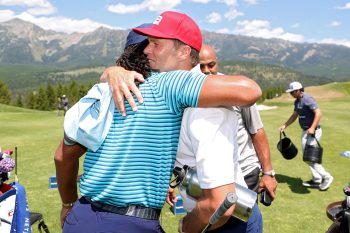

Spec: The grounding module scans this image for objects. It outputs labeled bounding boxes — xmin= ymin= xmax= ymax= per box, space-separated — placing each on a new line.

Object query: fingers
xmin=166 ymin=194 xmax=174 ymax=206
xmin=120 ymin=83 xmax=137 ymax=112
xmin=100 ymin=70 xmax=108 ymax=82
xmin=166 ymin=192 xmax=177 ymax=206
xmin=134 ymin=72 xmax=145 ymax=84
xmin=102 ymin=66 xmax=144 ymax=116
xmin=129 ymin=81 xmax=144 ymax=105
xmin=166 ymin=187 xmax=178 ymax=206
xmin=259 ymin=176 xmax=278 ymax=200
xmin=125 ymin=71 xmax=144 ymax=109
xmin=112 ymin=92 xmax=127 ymax=117
xmin=109 ymin=78 xmax=127 ymax=117
xmin=60 ymin=207 xmax=72 ymax=229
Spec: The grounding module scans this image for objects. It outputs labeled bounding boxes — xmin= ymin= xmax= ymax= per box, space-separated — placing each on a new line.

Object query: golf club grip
xmin=209 ymin=192 xmax=238 ymax=225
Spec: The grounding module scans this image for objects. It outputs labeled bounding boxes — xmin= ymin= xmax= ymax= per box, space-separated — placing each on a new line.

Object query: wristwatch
xmin=262 ymin=170 xmax=276 ymax=177
xmin=62 ymin=201 xmax=76 ymax=208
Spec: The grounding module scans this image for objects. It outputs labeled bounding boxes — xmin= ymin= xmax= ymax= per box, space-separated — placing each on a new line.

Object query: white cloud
xmin=336 ymin=2 xmax=350 ymax=9
xmin=224 ymin=8 xmax=244 ymax=20
xmin=191 ymin=0 xmax=211 ymax=3
xmin=107 ymin=0 xmax=182 ymax=14
xmin=328 ymin=21 xmax=341 ymax=27
xmin=0 ymin=0 xmax=56 ymax=15
xmin=27 ymin=6 xmax=55 ymax=15
xmin=0 ymin=9 xmax=15 ymax=21
xmin=15 ymin=12 xmax=114 ymax=33
xmin=320 ymin=38 xmax=350 ymax=48
xmin=234 ymin=20 xmax=304 ymax=42
xmin=206 ymin=12 xmax=222 ymax=23
xmin=217 ymin=0 xmax=237 ymax=6
xmin=107 ymin=3 xmax=146 ymax=14
xmin=0 ymin=0 xmax=50 ymax=7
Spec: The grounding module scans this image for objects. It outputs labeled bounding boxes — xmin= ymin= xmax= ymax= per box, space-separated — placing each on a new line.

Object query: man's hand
xmin=279 ymin=124 xmax=286 ymax=132
xmin=307 ymin=127 xmax=316 ymax=136
xmin=258 ymin=176 xmax=278 ymax=200
xmin=166 ymin=187 xmax=178 ymax=207
xmin=100 ymin=66 xmax=145 ymax=116
xmin=60 ymin=206 xmax=73 ymax=228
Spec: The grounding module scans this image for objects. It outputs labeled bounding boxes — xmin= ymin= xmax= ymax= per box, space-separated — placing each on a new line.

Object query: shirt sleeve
xmin=305 ymin=95 xmax=318 ymax=110
xmin=184 ymin=107 xmax=239 ymax=189
xmin=63 ymin=131 xmax=77 ymax=146
xmin=155 ymin=70 xmax=206 ymax=115
xmin=240 ymin=104 xmax=263 ymax=134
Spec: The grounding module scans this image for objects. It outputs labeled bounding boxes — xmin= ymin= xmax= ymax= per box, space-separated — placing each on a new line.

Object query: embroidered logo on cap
xmin=153 ymin=16 xmax=163 ymax=25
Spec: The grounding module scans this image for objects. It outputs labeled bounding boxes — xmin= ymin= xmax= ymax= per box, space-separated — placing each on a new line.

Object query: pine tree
xmin=15 ymin=94 xmax=23 ymax=107
xmin=0 ymin=80 xmax=12 ymax=105
xmin=46 ymin=83 xmax=57 ymax=110
xmin=26 ymin=91 xmax=37 ymax=109
xmin=37 ymin=87 xmax=49 ymax=110
xmin=68 ymin=80 xmax=79 ymax=104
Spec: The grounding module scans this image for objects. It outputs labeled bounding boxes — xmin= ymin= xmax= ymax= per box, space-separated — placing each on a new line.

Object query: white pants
xmin=301 ymin=128 xmax=330 ymax=182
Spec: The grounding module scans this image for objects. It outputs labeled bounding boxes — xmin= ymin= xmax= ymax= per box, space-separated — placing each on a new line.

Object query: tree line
xmin=0 ymin=80 xmax=96 ymax=110
xmin=0 ymin=79 xmax=284 ymax=110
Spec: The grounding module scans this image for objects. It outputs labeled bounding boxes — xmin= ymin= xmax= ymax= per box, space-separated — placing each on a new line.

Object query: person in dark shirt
xmin=60 ymin=95 xmax=69 ymax=115
xmin=279 ymin=81 xmax=333 ymax=191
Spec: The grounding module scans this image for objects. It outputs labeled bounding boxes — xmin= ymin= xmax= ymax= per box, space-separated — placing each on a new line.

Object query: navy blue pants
xmin=63 ymin=198 xmax=165 ymax=233
xmin=209 ymin=204 xmax=263 ymax=233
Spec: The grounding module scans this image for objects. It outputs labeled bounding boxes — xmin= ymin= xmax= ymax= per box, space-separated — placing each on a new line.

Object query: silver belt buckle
xmin=125 ymin=205 xmax=136 ymax=216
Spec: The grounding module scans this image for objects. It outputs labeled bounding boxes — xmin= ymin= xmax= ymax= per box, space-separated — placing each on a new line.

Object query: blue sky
xmin=1 ymin=0 xmax=350 ymax=47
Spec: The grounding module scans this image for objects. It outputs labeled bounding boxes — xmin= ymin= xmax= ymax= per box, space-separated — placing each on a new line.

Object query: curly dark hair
xmin=116 ymin=40 xmax=151 ymax=78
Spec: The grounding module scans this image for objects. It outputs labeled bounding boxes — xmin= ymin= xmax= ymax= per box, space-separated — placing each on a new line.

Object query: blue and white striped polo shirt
xmin=79 ymin=70 xmax=206 ymax=209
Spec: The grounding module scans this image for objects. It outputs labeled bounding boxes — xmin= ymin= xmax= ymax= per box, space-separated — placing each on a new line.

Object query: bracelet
xmin=62 ymin=201 xmax=76 ymax=208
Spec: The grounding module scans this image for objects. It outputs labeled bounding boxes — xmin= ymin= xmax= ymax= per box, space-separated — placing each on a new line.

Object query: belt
xmin=83 ymin=197 xmax=161 ymax=220
xmin=302 ymin=125 xmax=321 ymax=130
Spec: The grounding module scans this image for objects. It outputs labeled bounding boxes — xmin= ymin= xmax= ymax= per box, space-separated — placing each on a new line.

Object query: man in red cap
xmin=57 ymin=11 xmax=261 ymax=233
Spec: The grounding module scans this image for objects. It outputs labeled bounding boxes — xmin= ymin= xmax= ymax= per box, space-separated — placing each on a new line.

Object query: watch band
xmin=62 ymin=201 xmax=76 ymax=208
xmin=262 ymin=170 xmax=276 ymax=177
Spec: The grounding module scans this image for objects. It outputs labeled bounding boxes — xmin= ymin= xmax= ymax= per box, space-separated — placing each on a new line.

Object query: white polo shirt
xmin=175 ymin=107 xmax=246 ymax=211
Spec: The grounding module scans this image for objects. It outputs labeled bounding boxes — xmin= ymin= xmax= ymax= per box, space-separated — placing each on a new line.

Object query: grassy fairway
xmin=0 ymin=82 xmax=349 ymax=233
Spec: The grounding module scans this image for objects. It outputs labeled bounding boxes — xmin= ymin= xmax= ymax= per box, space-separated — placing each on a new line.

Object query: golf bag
xmin=0 ymin=182 xmax=31 ymax=232
xmin=326 ymin=183 xmax=350 ymax=233
xmin=0 ymin=148 xmax=50 ymax=233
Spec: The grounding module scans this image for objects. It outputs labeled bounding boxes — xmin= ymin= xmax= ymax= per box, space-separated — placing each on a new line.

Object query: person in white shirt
xmin=172 ymin=105 xmax=263 ymax=232
xmin=199 ymin=44 xmax=277 ymax=195
xmin=165 ymin=45 xmax=266 ymax=232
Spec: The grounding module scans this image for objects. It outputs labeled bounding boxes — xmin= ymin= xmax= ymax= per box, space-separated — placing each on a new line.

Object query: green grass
xmin=0 ymin=82 xmax=350 ymax=232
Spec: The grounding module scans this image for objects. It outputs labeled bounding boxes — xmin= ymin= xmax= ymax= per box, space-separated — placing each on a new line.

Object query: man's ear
xmin=177 ymin=45 xmax=192 ymax=61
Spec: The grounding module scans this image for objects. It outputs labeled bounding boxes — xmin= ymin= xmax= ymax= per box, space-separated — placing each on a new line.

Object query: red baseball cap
xmin=133 ymin=11 xmax=202 ymax=52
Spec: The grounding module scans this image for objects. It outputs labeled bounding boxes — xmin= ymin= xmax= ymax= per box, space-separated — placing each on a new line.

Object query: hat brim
xmin=133 ymin=27 xmax=176 ymax=40
xmin=285 ymin=89 xmax=294 ymax=93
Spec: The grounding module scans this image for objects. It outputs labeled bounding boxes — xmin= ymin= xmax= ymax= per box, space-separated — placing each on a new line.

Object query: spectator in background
xmin=279 ymin=81 xmax=333 ymax=191
xmin=60 ymin=95 xmax=69 ymax=115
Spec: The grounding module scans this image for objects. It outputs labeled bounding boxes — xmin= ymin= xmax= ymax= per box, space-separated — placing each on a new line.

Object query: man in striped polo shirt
xmin=55 ymin=11 xmax=262 ymax=233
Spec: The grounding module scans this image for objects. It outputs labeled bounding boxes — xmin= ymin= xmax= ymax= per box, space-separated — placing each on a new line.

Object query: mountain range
xmin=1 ymin=18 xmax=350 ymax=81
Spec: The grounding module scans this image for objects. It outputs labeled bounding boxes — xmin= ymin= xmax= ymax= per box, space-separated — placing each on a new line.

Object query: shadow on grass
xmin=276 ymin=174 xmax=311 ymax=194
